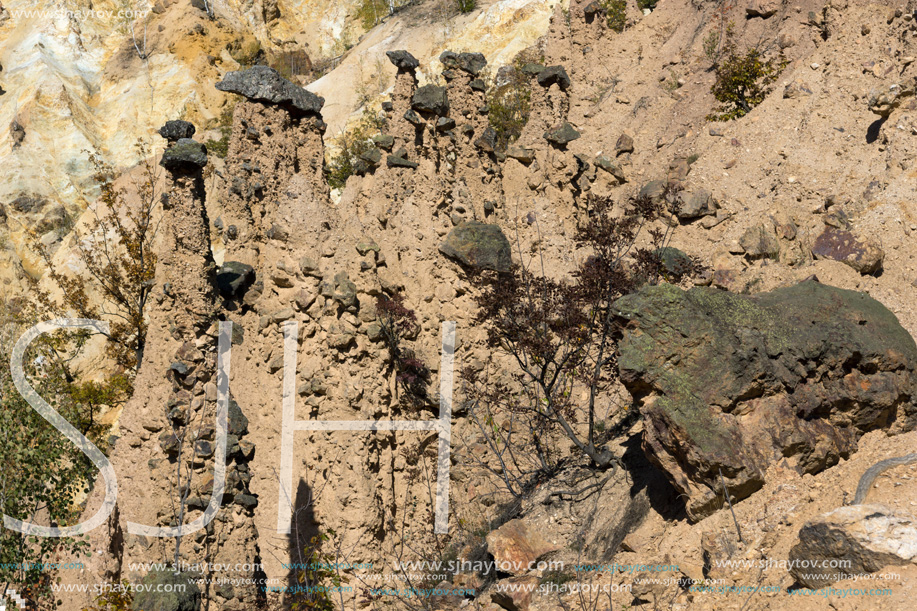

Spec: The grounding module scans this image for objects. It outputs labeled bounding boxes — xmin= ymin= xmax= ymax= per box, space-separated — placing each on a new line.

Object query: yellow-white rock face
xmin=0 ymin=0 xmax=561 ymax=289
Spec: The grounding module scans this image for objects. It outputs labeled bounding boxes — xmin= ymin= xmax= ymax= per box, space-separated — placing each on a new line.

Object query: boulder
xmin=439 ymin=221 xmax=512 ymax=273
xmin=228 ymin=399 xmax=249 ymax=436
xmin=485 ymin=519 xmax=558 ymax=576
xmin=536 ymin=65 xmax=571 ymax=90
xmin=385 ymin=50 xmax=419 ymax=72
xmin=216 ymin=65 xmax=325 ymax=115
xmin=160 ymin=139 xmax=207 ymax=171
xmin=543 ymin=122 xmax=580 ymax=145
xmin=412 ymin=85 xmax=449 ymax=115
xmin=158 ymin=120 xmax=196 ymax=142
xmin=811 ymin=227 xmax=884 ymax=275
xmin=677 ymin=190 xmax=717 ymax=219
xmin=133 ymin=570 xmax=201 ymax=611
xmin=790 ymin=504 xmax=917 ymax=588
xmin=614 ymin=281 xmax=917 ymax=520
xmin=403 ymin=109 xmax=425 ymax=126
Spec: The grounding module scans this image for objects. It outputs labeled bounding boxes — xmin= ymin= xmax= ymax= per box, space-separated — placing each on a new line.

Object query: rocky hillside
xmin=0 ymin=0 xmax=559 ymax=288
xmin=7 ymin=0 xmax=917 ymax=610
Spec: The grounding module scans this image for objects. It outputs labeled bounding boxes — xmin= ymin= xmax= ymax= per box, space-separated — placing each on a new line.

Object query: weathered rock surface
xmin=158 ymin=120 xmax=196 ymax=142
xmin=486 ymin=519 xmax=558 ymax=576
xmin=615 ymin=281 xmax=917 ymax=520
xmin=439 ymin=221 xmax=512 ymax=272
xmin=159 ymin=139 xmax=208 ymax=171
xmin=790 ymin=504 xmax=917 ymax=588
xmin=216 ymin=65 xmax=325 ymax=115
xmin=412 ymin=84 xmax=450 ymax=115
xmin=811 ymin=227 xmax=884 ymax=275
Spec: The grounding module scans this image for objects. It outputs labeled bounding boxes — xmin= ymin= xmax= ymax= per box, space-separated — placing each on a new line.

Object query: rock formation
xmin=615 ymin=280 xmax=917 ymax=520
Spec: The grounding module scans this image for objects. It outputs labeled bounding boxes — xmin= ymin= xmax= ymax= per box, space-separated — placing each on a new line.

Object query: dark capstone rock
xmin=133 ymin=570 xmax=202 ymax=611
xmin=159 ymin=139 xmax=207 ymax=171
xmin=404 ymin=109 xmax=425 ymax=126
xmin=614 ymin=282 xmax=917 ymax=521
xmin=521 ymin=63 xmax=545 ymax=75
xmin=441 ymin=51 xmax=487 ymax=75
xmin=216 ymin=261 xmax=255 ymax=298
xmin=186 ymin=496 xmax=208 ymax=510
xmin=811 ymin=227 xmax=884 ymax=275
xmin=157 ymin=120 xmax=196 ymax=142
xmin=373 ymin=134 xmax=395 ymax=150
xmin=441 ymin=69 xmax=459 ymax=81
xmin=381 ymin=100 xmax=394 ymax=111
xmin=470 ymin=78 xmax=486 ymax=92
xmin=412 ymin=85 xmax=449 ymax=115
xmin=536 ymin=65 xmax=571 ymax=90
xmin=474 ymin=127 xmax=497 ymax=152
xmin=387 ymin=155 xmax=419 ymax=169
xmin=228 ymin=399 xmax=249 ymax=436
xmin=436 ymin=117 xmax=456 ymax=132
xmin=439 ymin=221 xmax=512 ymax=272
xmin=386 ymin=50 xmax=419 ymax=72
xmin=360 ymin=147 xmax=383 ymax=164
xmin=216 ymin=65 xmax=325 ymax=115
xmin=584 ymin=1 xmax=606 ymax=22
xmin=543 ymin=122 xmax=580 ymax=146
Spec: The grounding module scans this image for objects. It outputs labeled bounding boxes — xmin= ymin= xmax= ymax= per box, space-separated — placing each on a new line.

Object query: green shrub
xmin=638 ymin=0 xmax=658 ymax=10
xmin=204 ymin=102 xmax=235 ymax=159
xmin=456 ymin=0 xmax=476 ymax=13
xmin=487 ymin=69 xmax=531 ymax=150
xmin=707 ymin=48 xmax=786 ymax=121
xmin=326 ymin=112 xmax=386 ymax=190
xmin=602 ymin=0 xmax=626 ymax=32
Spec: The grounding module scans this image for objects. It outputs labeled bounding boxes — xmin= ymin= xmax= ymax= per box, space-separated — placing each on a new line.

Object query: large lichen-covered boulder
xmin=439 ymin=221 xmax=512 ymax=273
xmin=216 ymin=65 xmax=325 ymax=115
xmin=614 ymin=280 xmax=917 ymax=521
xmin=132 ymin=570 xmax=201 ymax=611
